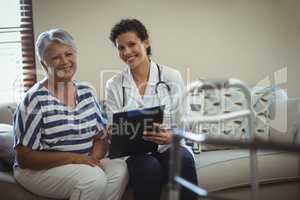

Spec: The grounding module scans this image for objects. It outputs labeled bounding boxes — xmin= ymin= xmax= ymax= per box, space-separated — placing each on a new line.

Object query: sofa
xmin=1 ymin=87 xmax=300 ymax=200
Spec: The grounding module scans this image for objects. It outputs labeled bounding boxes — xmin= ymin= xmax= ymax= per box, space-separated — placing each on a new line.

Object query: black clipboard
xmin=108 ymin=105 xmax=165 ymax=158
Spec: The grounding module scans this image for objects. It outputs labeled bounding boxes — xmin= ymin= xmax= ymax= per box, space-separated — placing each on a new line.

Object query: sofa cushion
xmin=0 ymin=160 xmax=10 ymax=171
xmin=0 ymin=103 xmax=16 ymax=125
xmin=269 ymin=95 xmax=299 ymax=144
xmin=194 ymin=150 xmax=299 ymax=192
xmin=0 ymin=172 xmax=55 ymax=200
xmin=0 ymin=124 xmax=14 ymax=170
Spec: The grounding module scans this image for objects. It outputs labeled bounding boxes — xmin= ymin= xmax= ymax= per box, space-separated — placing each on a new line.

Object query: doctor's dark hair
xmin=109 ymin=18 xmax=152 ymax=56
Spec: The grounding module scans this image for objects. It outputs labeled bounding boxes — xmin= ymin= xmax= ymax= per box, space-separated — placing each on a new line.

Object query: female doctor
xmin=105 ymin=19 xmax=198 ymax=200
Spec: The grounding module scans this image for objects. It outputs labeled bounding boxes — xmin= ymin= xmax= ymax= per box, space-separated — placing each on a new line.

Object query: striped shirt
xmin=13 ymin=81 xmax=107 ymax=157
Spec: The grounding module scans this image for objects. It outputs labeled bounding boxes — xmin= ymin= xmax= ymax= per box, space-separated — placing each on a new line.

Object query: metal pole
xmin=169 ymin=133 xmax=182 ymax=200
xmin=229 ymin=79 xmax=259 ymax=200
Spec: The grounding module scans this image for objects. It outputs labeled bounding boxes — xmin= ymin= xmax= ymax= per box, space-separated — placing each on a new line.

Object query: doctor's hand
xmin=142 ymin=123 xmax=173 ymax=145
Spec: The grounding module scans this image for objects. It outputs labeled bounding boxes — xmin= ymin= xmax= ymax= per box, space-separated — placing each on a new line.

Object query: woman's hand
xmin=107 ymin=125 xmax=112 ymax=144
xmin=142 ymin=123 xmax=173 ymax=145
xmin=71 ymin=154 xmax=104 ymax=168
xmin=15 ymin=145 xmax=104 ymax=170
xmin=89 ymin=131 xmax=109 ymax=160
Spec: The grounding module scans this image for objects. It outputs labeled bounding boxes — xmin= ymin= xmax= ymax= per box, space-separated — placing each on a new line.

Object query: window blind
xmin=20 ymin=0 xmax=36 ymax=91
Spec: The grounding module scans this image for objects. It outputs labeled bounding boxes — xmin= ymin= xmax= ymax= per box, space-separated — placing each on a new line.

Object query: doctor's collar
xmin=122 ymin=60 xmax=160 ymax=88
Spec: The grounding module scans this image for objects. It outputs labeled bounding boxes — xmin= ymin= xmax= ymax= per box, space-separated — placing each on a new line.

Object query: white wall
xmin=32 ymin=0 xmax=300 ymax=99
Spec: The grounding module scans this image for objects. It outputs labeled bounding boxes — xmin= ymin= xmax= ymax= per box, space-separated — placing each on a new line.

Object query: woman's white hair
xmin=35 ymin=28 xmax=77 ymax=61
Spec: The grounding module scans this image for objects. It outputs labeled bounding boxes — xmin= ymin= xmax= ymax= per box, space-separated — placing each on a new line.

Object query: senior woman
xmin=12 ymin=28 xmax=128 ymax=200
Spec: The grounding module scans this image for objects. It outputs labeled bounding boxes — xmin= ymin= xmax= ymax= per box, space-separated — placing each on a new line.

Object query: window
xmin=0 ymin=0 xmax=36 ymax=104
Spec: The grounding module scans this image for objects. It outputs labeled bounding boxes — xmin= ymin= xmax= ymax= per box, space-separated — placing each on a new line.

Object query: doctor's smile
xmin=116 ymin=31 xmax=150 ymax=70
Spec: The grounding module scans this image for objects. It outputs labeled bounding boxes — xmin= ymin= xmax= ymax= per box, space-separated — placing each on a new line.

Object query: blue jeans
xmin=126 ymin=147 xmax=198 ymax=200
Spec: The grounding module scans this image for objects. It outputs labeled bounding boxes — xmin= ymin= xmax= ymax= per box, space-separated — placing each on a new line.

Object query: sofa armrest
xmin=294 ymin=99 xmax=300 ymax=144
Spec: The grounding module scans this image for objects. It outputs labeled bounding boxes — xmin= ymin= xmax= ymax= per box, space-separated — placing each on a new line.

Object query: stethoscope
xmin=122 ymin=64 xmax=171 ymax=107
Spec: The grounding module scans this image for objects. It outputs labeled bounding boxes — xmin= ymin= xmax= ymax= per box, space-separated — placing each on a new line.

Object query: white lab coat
xmin=105 ymin=60 xmax=188 ymax=153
